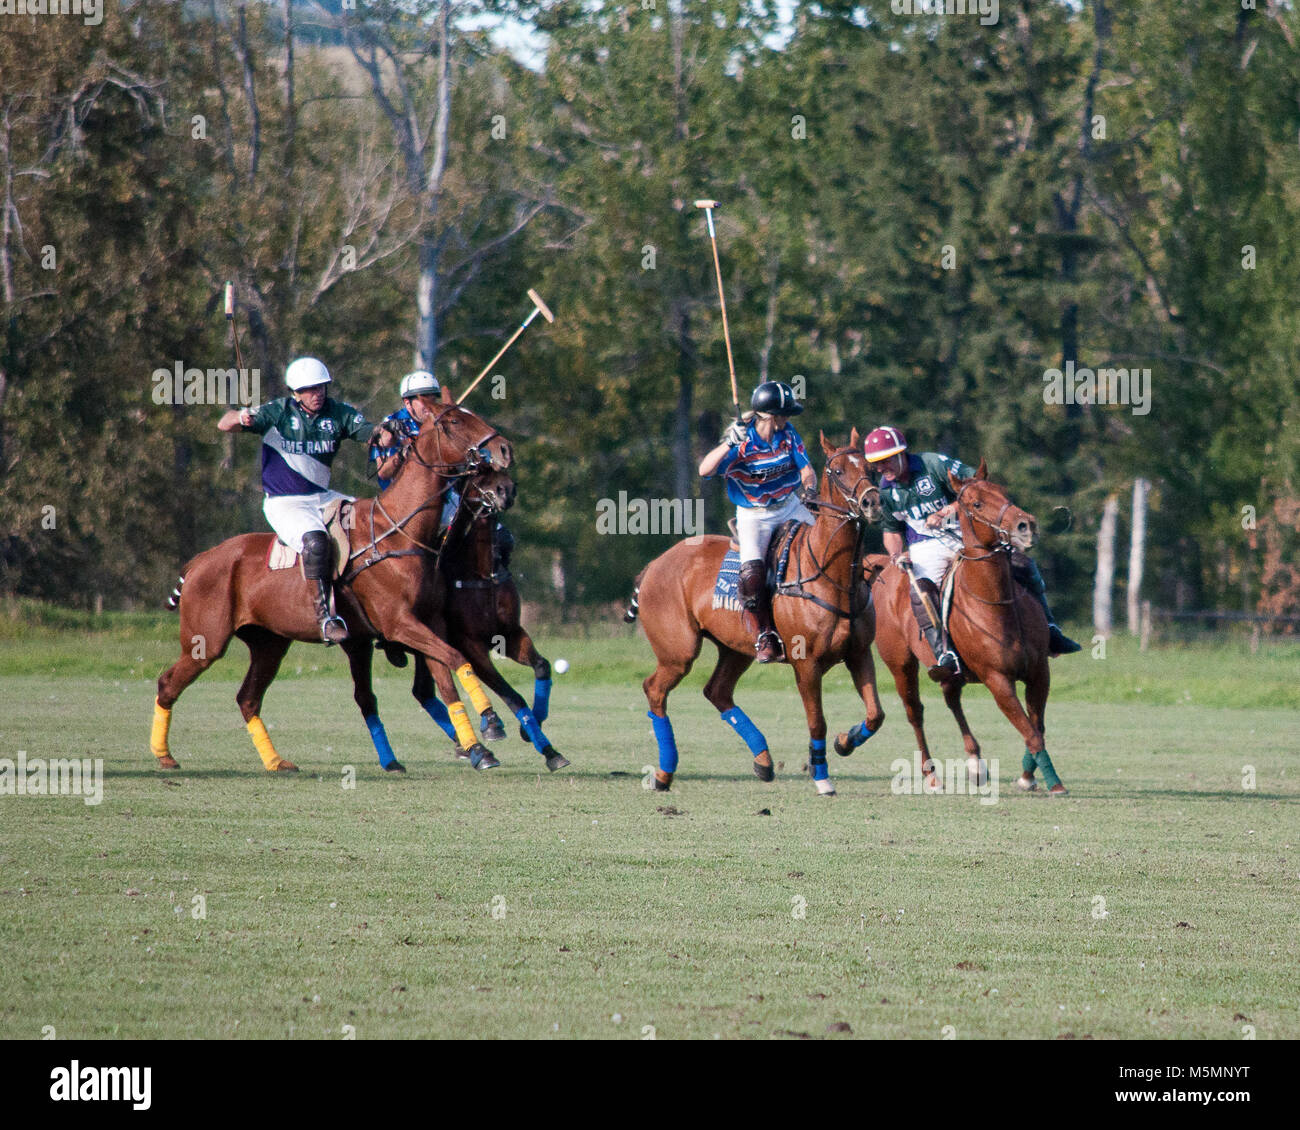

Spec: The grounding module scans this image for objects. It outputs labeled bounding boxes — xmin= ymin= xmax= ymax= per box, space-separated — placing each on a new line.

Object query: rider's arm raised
xmin=698 ymin=441 xmax=736 ymax=479
xmin=217 ymin=408 xmax=253 ymax=431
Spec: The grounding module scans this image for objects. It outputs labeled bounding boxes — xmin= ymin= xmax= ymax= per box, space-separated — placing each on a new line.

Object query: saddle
xmin=712 ymin=520 xmax=801 ymax=613
xmin=266 ymin=498 xmax=352 ymax=582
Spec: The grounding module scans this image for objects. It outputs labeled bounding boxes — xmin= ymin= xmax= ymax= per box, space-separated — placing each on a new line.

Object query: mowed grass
xmin=1 ymin=628 xmax=1297 ymax=1040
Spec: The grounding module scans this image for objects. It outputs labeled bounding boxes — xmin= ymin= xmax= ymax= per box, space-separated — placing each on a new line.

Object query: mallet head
xmin=224 ymin=281 xmax=235 ymax=318
xmin=693 ymin=199 xmax=719 ymax=210
xmin=527 ymin=288 xmax=555 ymax=324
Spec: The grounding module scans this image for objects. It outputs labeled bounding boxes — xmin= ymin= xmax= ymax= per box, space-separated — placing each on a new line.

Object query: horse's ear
xmin=975 ymin=457 xmax=988 ymax=481
xmin=948 ymin=469 xmax=963 ymax=494
xmin=820 ymin=430 xmax=835 ymax=456
xmin=440 ymin=386 xmax=453 ymax=405
xmin=849 ymin=426 xmax=861 ymax=449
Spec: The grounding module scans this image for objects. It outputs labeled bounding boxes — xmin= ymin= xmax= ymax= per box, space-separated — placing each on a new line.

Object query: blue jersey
xmin=369 ymin=406 xmax=420 ymax=490
xmin=708 ymin=422 xmax=811 ymax=508
xmin=369 ymin=404 xmax=459 ymax=526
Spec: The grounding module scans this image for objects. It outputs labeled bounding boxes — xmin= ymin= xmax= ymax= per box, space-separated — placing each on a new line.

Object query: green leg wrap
xmin=1022 ymin=750 xmax=1037 ymax=775
xmin=1034 ymin=749 xmax=1062 ymax=790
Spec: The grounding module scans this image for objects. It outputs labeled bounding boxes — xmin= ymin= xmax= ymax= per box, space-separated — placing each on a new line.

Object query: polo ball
xmin=554 ymin=659 xmax=569 ymax=674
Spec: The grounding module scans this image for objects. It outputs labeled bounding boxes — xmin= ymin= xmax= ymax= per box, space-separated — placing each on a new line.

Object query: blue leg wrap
xmin=532 ymin=677 xmax=552 ymax=724
xmin=846 ymin=721 xmax=874 ymax=749
xmin=721 ymin=706 xmax=768 ymax=757
xmin=808 ymin=738 xmax=829 ymax=781
xmin=418 ymin=695 xmax=459 ymax=742
xmin=364 ymin=713 xmax=398 ymax=769
xmin=514 ymin=706 xmax=549 ymax=753
xmin=649 ymin=711 xmax=679 ymax=774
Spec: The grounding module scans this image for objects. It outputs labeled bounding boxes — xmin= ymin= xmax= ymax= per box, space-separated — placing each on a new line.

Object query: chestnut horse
xmin=372 ymin=470 xmax=569 ymax=773
xmin=871 ymin=459 xmax=1066 ymax=795
xmin=150 ymin=404 xmax=513 ymax=773
xmin=627 ymin=431 xmax=885 ymax=796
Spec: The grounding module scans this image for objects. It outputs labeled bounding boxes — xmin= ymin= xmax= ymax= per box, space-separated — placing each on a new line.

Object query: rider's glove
xmin=799 ymin=485 xmax=818 ymax=508
xmin=723 ymin=420 xmax=747 ymax=447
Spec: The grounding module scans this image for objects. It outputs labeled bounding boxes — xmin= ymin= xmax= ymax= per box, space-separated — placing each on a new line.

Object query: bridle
xmin=954 ymin=479 xmax=1019 ymax=563
xmin=775 ymin=448 xmax=880 ymax=619
xmin=342 ymin=408 xmax=508 ymax=583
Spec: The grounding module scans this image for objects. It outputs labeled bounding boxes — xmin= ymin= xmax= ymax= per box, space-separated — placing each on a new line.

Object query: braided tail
xmin=165 ymin=574 xmax=185 ymax=611
xmin=623 ymin=570 xmax=646 ymax=623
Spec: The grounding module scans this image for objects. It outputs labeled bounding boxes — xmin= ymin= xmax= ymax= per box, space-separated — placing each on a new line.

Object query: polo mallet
xmin=694 ymin=199 xmax=741 ymax=420
xmin=457 ymin=288 xmax=555 ymax=404
xmin=899 ymin=558 xmax=944 ymax=658
xmin=223 ymin=282 xmax=246 ymax=372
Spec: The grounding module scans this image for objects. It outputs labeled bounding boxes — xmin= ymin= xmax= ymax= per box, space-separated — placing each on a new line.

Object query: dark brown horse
xmin=149 ymin=404 xmax=513 ymax=772
xmin=627 ymin=431 xmax=885 ymax=796
xmin=872 ymin=459 xmax=1066 ymax=795
xmin=371 ymin=470 xmax=569 ymax=772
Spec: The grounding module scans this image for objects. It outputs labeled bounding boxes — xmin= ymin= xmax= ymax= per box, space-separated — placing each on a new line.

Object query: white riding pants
xmin=736 ymin=492 xmax=815 ymax=563
xmin=263 ymin=490 xmax=350 ymax=555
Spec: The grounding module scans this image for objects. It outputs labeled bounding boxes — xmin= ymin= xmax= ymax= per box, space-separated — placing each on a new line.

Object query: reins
xmin=776 ymin=450 xmax=879 ymax=620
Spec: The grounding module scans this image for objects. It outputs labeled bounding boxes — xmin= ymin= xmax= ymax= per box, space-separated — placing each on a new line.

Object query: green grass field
xmin=2 ymin=613 xmax=1297 ymax=1039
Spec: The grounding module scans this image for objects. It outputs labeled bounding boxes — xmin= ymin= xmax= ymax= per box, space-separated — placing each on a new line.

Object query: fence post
xmin=1139 ymin=599 xmax=1152 ymax=651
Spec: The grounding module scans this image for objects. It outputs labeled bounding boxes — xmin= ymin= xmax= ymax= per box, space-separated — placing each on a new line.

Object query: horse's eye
xmin=973 ymin=501 xmax=982 ymax=509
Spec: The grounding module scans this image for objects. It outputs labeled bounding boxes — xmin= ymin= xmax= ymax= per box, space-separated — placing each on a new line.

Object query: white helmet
xmin=285 ymin=356 xmax=332 ymax=391
xmin=400 ymin=370 xmax=440 ymax=399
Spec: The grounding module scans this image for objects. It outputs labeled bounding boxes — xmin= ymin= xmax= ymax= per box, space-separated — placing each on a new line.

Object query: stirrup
xmin=320 ymin=616 xmax=349 ymax=644
xmin=755 ymin=630 xmax=784 ymax=663
xmin=928 ymin=649 xmax=961 ymax=681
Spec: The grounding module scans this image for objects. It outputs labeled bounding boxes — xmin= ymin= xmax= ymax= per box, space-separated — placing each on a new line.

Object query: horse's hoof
xmin=653 ymin=770 xmax=672 ymax=791
xmin=453 ymin=747 xmax=471 ymax=760
xmin=271 ymin=760 xmax=299 ymax=773
xmin=545 ymin=752 xmax=571 ymax=772
xmin=1017 ymin=773 xmax=1038 ymax=792
xmin=481 ymin=711 xmax=507 ymax=742
xmin=384 ymin=761 xmax=407 ymax=773
xmin=753 ymin=752 xmax=775 ymax=782
xmin=833 ymin=733 xmax=852 ymax=757
xmin=155 ymin=755 xmax=181 ymax=770
xmin=814 ymin=778 xmax=836 ymax=796
xmin=922 ymin=773 xmax=943 ymax=794
xmin=967 ymin=757 xmax=988 ymax=786
xmin=468 ymin=744 xmax=500 ymax=770
xmin=1048 ymin=783 xmax=1069 ymax=797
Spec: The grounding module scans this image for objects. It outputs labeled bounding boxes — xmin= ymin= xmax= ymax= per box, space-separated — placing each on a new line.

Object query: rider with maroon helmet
xmin=863 ymin=426 xmax=1080 ymax=679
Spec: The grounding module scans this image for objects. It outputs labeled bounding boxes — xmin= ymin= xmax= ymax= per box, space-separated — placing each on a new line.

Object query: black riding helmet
xmin=751 ymin=380 xmax=804 ymax=416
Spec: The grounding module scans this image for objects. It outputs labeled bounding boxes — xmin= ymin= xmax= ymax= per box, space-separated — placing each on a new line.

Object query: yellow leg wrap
xmin=150 ymin=699 xmax=172 ymax=759
xmin=447 ymin=700 xmax=478 ymax=751
xmin=246 ymin=716 xmax=282 ymax=771
xmin=456 ymin=663 xmax=493 ymax=716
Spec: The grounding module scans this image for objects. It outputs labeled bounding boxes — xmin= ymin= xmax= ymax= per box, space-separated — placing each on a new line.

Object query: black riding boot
xmin=739 ymin=560 xmax=782 ymax=663
xmin=909 ymin=580 xmax=960 ymax=680
xmin=302 ymin=531 xmax=348 ymax=644
xmin=1011 ymin=555 xmax=1080 ymax=655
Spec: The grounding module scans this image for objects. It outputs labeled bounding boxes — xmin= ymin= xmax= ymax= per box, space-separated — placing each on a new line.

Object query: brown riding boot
xmin=739 ymin=560 xmax=783 ymax=663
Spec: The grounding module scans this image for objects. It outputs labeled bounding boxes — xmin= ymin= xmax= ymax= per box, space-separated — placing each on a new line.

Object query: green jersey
xmin=246 ymin=396 xmax=370 ymax=496
xmin=879 ymin=451 xmax=975 ymax=547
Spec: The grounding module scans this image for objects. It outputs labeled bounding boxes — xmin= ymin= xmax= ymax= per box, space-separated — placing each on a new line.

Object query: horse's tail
xmin=623 ymin=569 xmax=647 ymax=623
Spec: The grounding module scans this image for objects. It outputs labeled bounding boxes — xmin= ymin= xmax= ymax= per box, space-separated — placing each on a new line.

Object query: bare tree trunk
xmin=1127 ymin=477 xmax=1149 ymax=635
xmin=1094 ymin=493 xmax=1119 ymax=637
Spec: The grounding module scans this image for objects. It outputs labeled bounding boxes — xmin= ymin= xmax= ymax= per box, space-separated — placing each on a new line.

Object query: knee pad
xmin=301 ymin=531 xmax=331 ymax=580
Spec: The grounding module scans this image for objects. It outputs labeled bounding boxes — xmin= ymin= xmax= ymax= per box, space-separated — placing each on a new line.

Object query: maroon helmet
xmin=863 ymin=425 xmax=908 ymax=463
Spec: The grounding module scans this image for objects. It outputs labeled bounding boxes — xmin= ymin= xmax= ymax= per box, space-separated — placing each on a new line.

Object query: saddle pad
xmin=711 ymin=550 xmax=744 ymax=612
